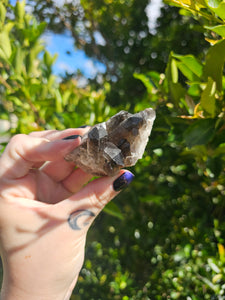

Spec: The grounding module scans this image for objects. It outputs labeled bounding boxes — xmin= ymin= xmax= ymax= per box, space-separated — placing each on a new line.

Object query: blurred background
xmin=1 ymin=0 xmax=225 ymax=299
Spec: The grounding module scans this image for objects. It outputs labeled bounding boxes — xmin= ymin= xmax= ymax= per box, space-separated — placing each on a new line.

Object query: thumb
xmin=58 ymin=171 xmax=134 ymax=231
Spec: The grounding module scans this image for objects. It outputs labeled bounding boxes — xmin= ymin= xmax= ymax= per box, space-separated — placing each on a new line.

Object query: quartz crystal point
xmin=65 ymin=108 xmax=156 ymax=176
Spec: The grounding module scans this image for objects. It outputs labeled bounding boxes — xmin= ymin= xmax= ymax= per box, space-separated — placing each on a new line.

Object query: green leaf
xmin=183 ymin=119 xmax=216 ymax=148
xmin=133 ymin=73 xmax=155 ymax=94
xmin=171 ymin=58 xmax=178 ymax=83
xmin=4 ymin=22 xmax=14 ymax=33
xmin=7 ymin=96 xmax=23 ymax=107
xmin=134 ymin=71 xmax=160 ymax=97
xmin=207 ymin=2 xmax=225 ymax=20
xmin=214 ymin=3 xmax=225 ymax=19
xmin=203 ymin=39 xmax=225 ymax=91
xmin=55 ymin=90 xmax=63 ymax=113
xmin=205 ymin=25 xmax=225 ymax=38
xmin=200 ymin=77 xmax=216 ymax=117
xmin=214 ymin=143 xmax=225 ymax=155
xmin=200 ymin=276 xmax=219 ymax=292
xmin=207 ymin=0 xmax=221 ymax=8
xmin=0 ymin=2 xmax=6 ymax=25
xmin=15 ymin=0 xmax=25 ymax=22
xmin=170 ymin=82 xmax=186 ymax=105
xmin=0 ymin=30 xmax=12 ymax=61
xmin=103 ymin=201 xmax=124 ymax=220
xmin=166 ymin=53 xmax=178 ymax=83
xmin=140 ymin=195 xmax=164 ymax=203
xmin=166 ymin=53 xmax=186 ymax=105
xmin=208 ymin=258 xmax=220 ymax=273
xmin=173 ymin=54 xmax=203 ymax=80
xmin=14 ymin=46 xmax=24 ymax=74
xmin=196 ymin=0 xmax=207 ymax=6
xmin=43 ymin=51 xmax=58 ymax=68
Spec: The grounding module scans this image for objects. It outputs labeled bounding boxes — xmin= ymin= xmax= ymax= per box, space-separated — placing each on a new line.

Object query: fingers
xmin=0 ymin=128 xmax=90 ymax=180
xmin=37 ymin=168 xmax=93 ymax=203
xmin=29 ymin=127 xmax=90 ymax=141
xmin=39 ymin=158 xmax=76 ymax=182
xmin=35 ymin=128 xmax=90 ymax=182
xmin=0 ymin=134 xmax=81 ymax=179
xmin=58 ymin=170 xmax=134 ymax=231
xmin=61 ymin=168 xmax=93 ymax=194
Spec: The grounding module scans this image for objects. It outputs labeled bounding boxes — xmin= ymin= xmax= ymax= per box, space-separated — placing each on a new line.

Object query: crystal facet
xmin=65 ymin=108 xmax=156 ymax=176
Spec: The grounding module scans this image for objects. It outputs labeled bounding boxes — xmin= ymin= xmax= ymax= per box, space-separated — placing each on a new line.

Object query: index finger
xmin=0 ymin=134 xmax=81 ymax=179
xmin=29 ymin=127 xmax=90 ymax=140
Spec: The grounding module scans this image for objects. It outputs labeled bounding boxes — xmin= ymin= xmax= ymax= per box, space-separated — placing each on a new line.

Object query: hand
xmin=0 ymin=129 xmax=134 ymax=300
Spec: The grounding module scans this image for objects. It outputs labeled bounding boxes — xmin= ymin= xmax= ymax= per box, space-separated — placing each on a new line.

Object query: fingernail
xmin=78 ymin=125 xmax=89 ymax=128
xmin=113 ymin=172 xmax=134 ymax=192
xmin=62 ymin=135 xmax=81 ymax=140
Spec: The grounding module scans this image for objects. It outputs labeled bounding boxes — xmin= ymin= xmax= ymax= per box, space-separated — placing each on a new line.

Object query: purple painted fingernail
xmin=113 ymin=172 xmax=134 ymax=192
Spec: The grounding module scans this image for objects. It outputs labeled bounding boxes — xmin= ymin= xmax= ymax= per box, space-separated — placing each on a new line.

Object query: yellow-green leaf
xmin=207 ymin=2 xmax=225 ymax=20
xmin=218 ymin=243 xmax=225 ymax=259
xmin=207 ymin=0 xmax=220 ymax=8
xmin=173 ymin=54 xmax=203 ymax=80
xmin=15 ymin=0 xmax=25 ymax=23
xmin=55 ymin=89 xmax=63 ymax=113
xmin=200 ymin=77 xmax=216 ymax=117
xmin=104 ymin=201 xmax=124 ymax=220
xmin=212 ymin=274 xmax=222 ymax=284
xmin=14 ymin=46 xmax=24 ymax=74
xmin=0 ymin=2 xmax=6 ymax=25
xmin=171 ymin=59 xmax=178 ymax=83
xmin=205 ymin=25 xmax=225 ymax=38
xmin=196 ymin=0 xmax=207 ymax=7
xmin=0 ymin=30 xmax=12 ymax=60
xmin=203 ymin=39 xmax=225 ymax=91
xmin=4 ymin=22 xmax=14 ymax=33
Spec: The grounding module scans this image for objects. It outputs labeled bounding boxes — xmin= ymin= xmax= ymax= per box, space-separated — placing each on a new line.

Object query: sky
xmin=42 ymin=31 xmax=106 ymax=78
xmin=146 ymin=0 xmax=164 ymax=34
xmin=10 ymin=0 xmax=163 ymax=78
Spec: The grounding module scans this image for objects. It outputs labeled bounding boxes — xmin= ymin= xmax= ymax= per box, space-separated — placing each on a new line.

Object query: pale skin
xmin=0 ymin=128 xmax=133 ymax=300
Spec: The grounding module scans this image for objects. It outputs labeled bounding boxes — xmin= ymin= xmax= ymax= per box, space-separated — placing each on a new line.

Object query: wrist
xmin=0 ymin=290 xmax=69 ymax=300
xmin=0 ymin=281 xmax=70 ymax=300
xmin=0 ymin=260 xmax=78 ymax=300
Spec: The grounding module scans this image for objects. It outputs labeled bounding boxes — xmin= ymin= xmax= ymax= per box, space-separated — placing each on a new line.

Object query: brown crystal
xmin=65 ymin=108 xmax=156 ymax=176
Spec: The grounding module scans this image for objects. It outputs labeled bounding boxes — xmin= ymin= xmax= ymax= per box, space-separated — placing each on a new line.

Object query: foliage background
xmin=1 ymin=0 xmax=225 ymax=299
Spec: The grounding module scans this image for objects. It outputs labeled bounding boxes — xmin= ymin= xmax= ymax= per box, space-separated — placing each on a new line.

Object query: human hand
xmin=0 ymin=129 xmax=134 ymax=300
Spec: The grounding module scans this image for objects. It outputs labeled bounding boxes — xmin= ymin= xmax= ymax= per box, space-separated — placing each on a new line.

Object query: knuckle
xmin=7 ymin=134 xmax=28 ymax=157
xmin=9 ymin=134 xmax=27 ymax=146
xmin=87 ymin=190 xmax=102 ymax=209
xmin=88 ymin=187 xmax=112 ymax=210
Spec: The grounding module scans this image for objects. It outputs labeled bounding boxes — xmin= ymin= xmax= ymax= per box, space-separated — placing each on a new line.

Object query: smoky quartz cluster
xmin=65 ymin=108 xmax=156 ymax=176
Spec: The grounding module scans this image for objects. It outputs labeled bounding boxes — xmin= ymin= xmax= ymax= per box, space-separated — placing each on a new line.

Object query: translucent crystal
xmin=65 ymin=108 xmax=156 ymax=176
